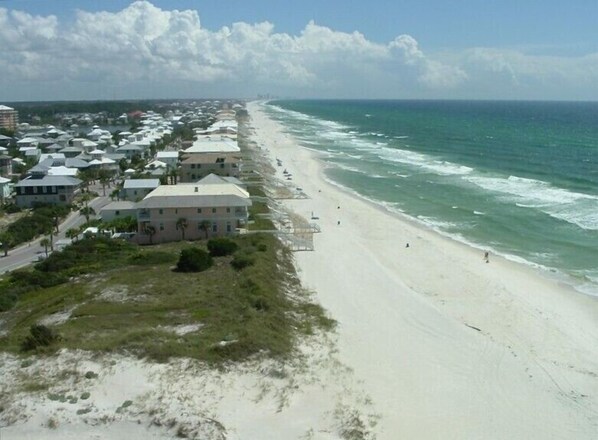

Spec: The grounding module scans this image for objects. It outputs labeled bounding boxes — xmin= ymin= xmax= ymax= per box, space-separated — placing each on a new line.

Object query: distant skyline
xmin=1 ymin=0 xmax=597 ymax=101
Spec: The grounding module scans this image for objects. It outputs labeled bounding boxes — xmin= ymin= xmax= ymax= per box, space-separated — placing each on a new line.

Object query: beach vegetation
xmin=176 ymin=247 xmax=213 ymax=272
xmin=21 ymin=324 xmax=60 ymax=351
xmin=0 ymin=233 xmax=333 ymax=364
xmin=207 ymin=237 xmax=238 ymax=256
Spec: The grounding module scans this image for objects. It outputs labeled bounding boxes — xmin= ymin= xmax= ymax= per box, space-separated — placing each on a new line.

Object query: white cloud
xmin=1 ymin=1 xmax=597 ymax=100
xmin=0 ymin=1 xmax=469 ymax=99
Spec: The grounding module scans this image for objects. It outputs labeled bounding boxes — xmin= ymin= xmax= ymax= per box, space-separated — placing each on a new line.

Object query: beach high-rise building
xmin=0 ymin=105 xmax=18 ymax=131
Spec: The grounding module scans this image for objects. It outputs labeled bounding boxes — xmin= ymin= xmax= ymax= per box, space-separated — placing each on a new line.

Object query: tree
xmin=78 ymin=169 xmax=98 ymax=192
xmin=79 ymin=193 xmax=94 ymax=223
xmin=169 ymin=167 xmax=179 ymax=185
xmin=98 ymin=169 xmax=112 ymax=196
xmin=65 ymin=228 xmax=80 ymax=242
xmin=110 ymin=188 xmax=120 ymax=201
xmin=207 ymin=238 xmax=238 ymax=257
xmin=0 ymin=232 xmax=11 ymax=256
xmin=79 ymin=206 xmax=96 ymax=223
xmin=118 ymin=158 xmax=128 ymax=173
xmin=144 ymin=224 xmax=156 ymax=245
xmin=199 ymin=220 xmax=211 ymax=240
xmin=176 ymin=248 xmax=213 ymax=272
xmin=40 ymin=237 xmax=51 ymax=257
xmin=176 ymin=218 xmax=188 ymax=241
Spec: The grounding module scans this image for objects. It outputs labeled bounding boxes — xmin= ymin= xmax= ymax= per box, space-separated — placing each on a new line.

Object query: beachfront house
xmin=179 ymin=153 xmax=241 ymax=182
xmin=135 ymin=179 xmax=251 ymax=244
xmin=120 ymin=178 xmax=160 ymax=201
xmin=14 ymin=175 xmax=81 ymax=208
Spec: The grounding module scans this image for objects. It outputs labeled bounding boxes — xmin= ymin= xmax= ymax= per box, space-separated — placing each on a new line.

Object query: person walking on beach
xmin=484 ymin=251 xmax=489 ymax=263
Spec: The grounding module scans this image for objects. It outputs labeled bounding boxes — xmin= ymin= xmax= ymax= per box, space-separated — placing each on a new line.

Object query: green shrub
xmin=230 ymin=253 xmax=255 ymax=270
xmin=207 ymin=238 xmax=238 ymax=257
xmin=21 ymin=325 xmax=60 ymax=351
xmin=128 ymin=251 xmax=176 ymax=265
xmin=176 ymin=248 xmax=213 ymax=272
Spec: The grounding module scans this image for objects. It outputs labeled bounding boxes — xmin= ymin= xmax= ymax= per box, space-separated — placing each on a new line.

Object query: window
xmin=115 ymin=210 xmax=120 ymax=216
xmin=191 ymin=174 xmax=195 ymax=180
xmin=226 ymin=222 xmax=232 ymax=232
xmin=220 ymin=163 xmax=225 ymax=169
xmin=191 ymin=164 xmax=195 ymax=169
xmin=159 ymin=209 xmax=163 ymax=214
xmin=211 ymin=208 xmax=216 ymax=214
xmin=159 ymin=223 xmax=164 ymax=231
xmin=212 ymin=223 xmax=218 ymax=232
xmin=197 ymin=164 xmax=201 ymax=169
xmin=226 ymin=207 xmax=230 ymax=213
xmin=197 ymin=208 xmax=202 ymax=213
xmin=175 ymin=209 xmax=178 ymax=214
xmin=134 ymin=190 xmax=137 ymax=195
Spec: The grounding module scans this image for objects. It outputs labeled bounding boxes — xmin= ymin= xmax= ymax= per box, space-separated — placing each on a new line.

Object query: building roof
xmin=100 ymin=201 xmax=137 ymax=211
xmin=156 ymin=151 xmax=180 ymax=159
xmin=184 ymin=138 xmax=240 ymax=154
xmin=138 ymin=182 xmax=251 ymax=209
xmin=47 ymin=166 xmax=79 ymax=177
xmin=0 ymin=105 xmax=15 ymax=111
xmin=0 ymin=176 xmax=11 ymax=184
xmin=15 ymin=175 xmax=81 ymax=187
xmin=123 ymin=178 xmax=160 ymax=189
xmin=65 ymin=158 xmax=90 ymax=169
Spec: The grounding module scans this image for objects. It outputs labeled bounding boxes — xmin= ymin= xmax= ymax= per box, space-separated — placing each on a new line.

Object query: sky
xmin=1 ymin=0 xmax=597 ymax=101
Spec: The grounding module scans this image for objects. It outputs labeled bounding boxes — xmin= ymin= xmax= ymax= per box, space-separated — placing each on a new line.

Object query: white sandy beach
xmin=247 ymin=101 xmax=598 ymax=439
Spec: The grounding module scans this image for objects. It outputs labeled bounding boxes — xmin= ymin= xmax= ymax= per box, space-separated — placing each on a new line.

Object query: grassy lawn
xmin=0 ymin=234 xmax=333 ymax=364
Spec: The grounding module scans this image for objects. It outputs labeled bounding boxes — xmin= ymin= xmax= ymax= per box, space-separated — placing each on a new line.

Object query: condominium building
xmin=0 ymin=105 xmax=18 ymax=131
xmin=135 ymin=175 xmax=251 ymax=244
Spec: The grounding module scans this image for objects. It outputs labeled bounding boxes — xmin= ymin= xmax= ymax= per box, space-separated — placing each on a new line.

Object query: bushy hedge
xmin=21 ymin=325 xmax=60 ymax=351
xmin=4 ymin=204 xmax=71 ymax=248
xmin=207 ymin=237 xmax=238 ymax=257
xmin=176 ymin=248 xmax=213 ymax=272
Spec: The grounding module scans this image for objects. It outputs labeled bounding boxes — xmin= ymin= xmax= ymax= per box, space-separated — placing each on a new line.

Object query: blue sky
xmin=1 ymin=0 xmax=597 ymax=100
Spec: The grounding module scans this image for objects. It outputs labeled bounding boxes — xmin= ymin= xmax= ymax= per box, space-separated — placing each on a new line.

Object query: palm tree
xmin=79 ymin=193 xmax=94 ymax=223
xmin=0 ymin=232 xmax=11 ymax=257
xmin=176 ymin=218 xmax=188 ymax=241
xmin=144 ymin=224 xmax=156 ymax=245
xmin=65 ymin=228 xmax=80 ymax=242
xmin=80 ymin=206 xmax=96 ymax=223
xmin=40 ymin=237 xmax=51 ymax=257
xmin=199 ymin=220 xmax=211 ymax=240
xmin=98 ymin=169 xmax=112 ymax=196
xmin=169 ymin=167 xmax=179 ymax=185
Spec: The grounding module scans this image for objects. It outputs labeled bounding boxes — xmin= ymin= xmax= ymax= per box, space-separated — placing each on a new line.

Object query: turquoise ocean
xmin=264 ymin=100 xmax=598 ymax=296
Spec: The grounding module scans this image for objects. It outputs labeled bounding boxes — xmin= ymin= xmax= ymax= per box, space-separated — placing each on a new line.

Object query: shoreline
xmin=265 ymin=101 xmax=598 ymax=300
xmin=247 ymin=100 xmax=598 ymax=439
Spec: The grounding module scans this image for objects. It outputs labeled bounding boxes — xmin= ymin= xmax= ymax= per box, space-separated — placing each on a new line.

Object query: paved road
xmin=0 ymin=196 xmax=110 ymax=274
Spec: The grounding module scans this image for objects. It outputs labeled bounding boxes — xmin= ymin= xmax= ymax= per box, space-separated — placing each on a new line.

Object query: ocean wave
xmin=378 ymin=147 xmax=474 ymax=176
xmin=465 ymin=175 xmax=598 ymax=230
xmin=416 ymin=215 xmax=460 ymax=230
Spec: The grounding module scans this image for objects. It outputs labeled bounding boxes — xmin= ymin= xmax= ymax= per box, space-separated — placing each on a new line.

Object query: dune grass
xmin=0 ymin=234 xmax=333 ymax=363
